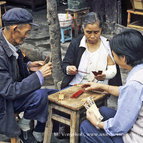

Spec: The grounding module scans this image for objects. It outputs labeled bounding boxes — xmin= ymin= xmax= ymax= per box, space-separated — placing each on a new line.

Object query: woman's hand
xmin=39 ymin=62 xmax=53 ymax=78
xmin=28 ymin=61 xmax=45 ymax=72
xmin=67 ymin=66 xmax=78 ymax=75
xmin=94 ymin=74 xmax=106 ymax=81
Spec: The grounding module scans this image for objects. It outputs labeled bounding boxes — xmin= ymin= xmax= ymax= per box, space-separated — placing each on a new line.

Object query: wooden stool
xmin=66 ymin=7 xmax=90 ymax=37
xmin=127 ymin=9 xmax=143 ymax=30
xmin=0 ymin=113 xmax=21 ymax=143
xmin=60 ymin=25 xmax=72 ymax=43
xmin=11 ymin=137 xmax=20 ymax=143
xmin=10 ymin=138 xmax=16 ymax=143
xmin=0 ymin=137 xmax=19 ymax=143
xmin=0 ymin=1 xmax=6 ymax=27
xmin=43 ymin=85 xmax=107 ymax=143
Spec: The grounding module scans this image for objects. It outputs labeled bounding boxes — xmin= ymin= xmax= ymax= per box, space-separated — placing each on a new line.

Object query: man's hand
xmin=28 ymin=61 xmax=45 ymax=72
xmin=39 ymin=62 xmax=52 ymax=78
xmin=86 ymin=109 xmax=104 ymax=129
xmin=86 ymin=109 xmax=98 ymax=127
xmin=67 ymin=66 xmax=78 ymax=75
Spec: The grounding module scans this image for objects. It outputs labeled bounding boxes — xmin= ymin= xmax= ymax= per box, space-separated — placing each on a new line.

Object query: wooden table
xmin=127 ymin=9 xmax=143 ymax=30
xmin=43 ymin=85 xmax=107 ymax=143
xmin=65 ymin=7 xmax=90 ymax=37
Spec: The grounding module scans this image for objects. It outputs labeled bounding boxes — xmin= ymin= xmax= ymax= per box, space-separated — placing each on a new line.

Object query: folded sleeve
xmin=104 ymin=81 xmax=143 ymax=136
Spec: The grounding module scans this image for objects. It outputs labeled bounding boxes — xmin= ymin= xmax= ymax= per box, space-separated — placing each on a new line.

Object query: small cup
xmin=59 ymin=93 xmax=64 ymax=100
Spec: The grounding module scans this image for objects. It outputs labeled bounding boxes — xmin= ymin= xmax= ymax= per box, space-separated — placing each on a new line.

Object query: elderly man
xmin=0 ymin=8 xmax=57 ymax=143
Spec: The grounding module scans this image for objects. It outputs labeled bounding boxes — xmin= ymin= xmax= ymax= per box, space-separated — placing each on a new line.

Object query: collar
xmin=2 ymin=32 xmax=19 ymax=59
xmin=0 ymin=28 xmax=14 ymax=58
xmin=79 ymin=36 xmax=105 ymax=49
xmin=79 ymin=36 xmax=88 ymax=49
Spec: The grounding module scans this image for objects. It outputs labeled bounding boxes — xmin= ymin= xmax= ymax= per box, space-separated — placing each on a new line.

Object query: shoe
xmin=17 ymin=118 xmax=31 ymax=131
xmin=19 ymin=130 xmax=38 ymax=143
xmin=33 ymin=131 xmax=43 ymax=143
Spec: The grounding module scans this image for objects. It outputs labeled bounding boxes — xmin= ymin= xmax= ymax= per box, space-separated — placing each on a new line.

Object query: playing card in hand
xmin=83 ymin=97 xmax=103 ymax=121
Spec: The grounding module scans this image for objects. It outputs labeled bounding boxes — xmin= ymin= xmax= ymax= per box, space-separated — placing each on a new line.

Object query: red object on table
xmin=71 ymin=90 xmax=84 ymax=98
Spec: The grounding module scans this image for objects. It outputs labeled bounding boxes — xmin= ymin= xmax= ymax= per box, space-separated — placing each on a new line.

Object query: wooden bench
xmin=65 ymin=7 xmax=90 ymax=37
xmin=127 ymin=9 xmax=143 ymax=30
xmin=43 ymin=85 xmax=107 ymax=143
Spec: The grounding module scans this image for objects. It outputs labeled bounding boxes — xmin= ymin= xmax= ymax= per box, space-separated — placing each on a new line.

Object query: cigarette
xmin=44 ymin=56 xmax=49 ymax=63
xmin=44 ymin=55 xmax=52 ymax=63
xmin=49 ymin=55 xmax=52 ymax=62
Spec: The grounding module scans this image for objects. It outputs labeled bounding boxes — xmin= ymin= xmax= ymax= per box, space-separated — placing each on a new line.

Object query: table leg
xmin=127 ymin=12 xmax=131 ymax=25
xmin=70 ymin=111 xmax=79 ymax=143
xmin=43 ymin=104 xmax=53 ymax=143
xmin=75 ymin=112 xmax=80 ymax=143
xmin=11 ymin=138 xmax=16 ymax=143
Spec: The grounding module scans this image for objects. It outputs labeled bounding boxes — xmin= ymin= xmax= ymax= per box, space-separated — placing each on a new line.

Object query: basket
xmin=58 ymin=13 xmax=72 ymax=27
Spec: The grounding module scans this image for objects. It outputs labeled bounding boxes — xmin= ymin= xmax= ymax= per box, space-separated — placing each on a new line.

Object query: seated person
xmin=61 ymin=12 xmax=119 ymax=89
xmin=80 ymin=29 xmax=143 ymax=143
xmin=0 ymin=8 xmax=57 ymax=143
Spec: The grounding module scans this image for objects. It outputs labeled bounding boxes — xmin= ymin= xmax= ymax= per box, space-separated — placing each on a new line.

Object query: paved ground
xmin=0 ymin=3 xmax=129 ymax=143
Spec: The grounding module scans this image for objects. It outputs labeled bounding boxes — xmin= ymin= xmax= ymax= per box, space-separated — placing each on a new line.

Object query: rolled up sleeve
xmin=104 ymin=81 xmax=143 ymax=136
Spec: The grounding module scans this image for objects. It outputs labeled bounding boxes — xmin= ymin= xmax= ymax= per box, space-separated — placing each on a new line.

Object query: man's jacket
xmin=0 ymin=29 xmax=41 ymax=137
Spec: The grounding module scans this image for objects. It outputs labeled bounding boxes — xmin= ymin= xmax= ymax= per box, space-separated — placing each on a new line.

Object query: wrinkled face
xmin=83 ymin=22 xmax=101 ymax=44
xmin=12 ymin=24 xmax=32 ymax=45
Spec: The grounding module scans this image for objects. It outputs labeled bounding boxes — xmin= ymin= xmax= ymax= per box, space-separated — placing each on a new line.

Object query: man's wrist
xmin=96 ymin=120 xmax=100 ymax=129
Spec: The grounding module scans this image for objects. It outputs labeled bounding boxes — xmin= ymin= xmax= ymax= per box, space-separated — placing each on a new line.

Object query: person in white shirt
xmin=61 ymin=12 xmax=120 ymax=89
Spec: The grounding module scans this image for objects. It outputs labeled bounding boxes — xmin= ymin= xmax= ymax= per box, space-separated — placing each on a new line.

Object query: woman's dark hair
xmin=82 ymin=12 xmax=102 ymax=28
xmin=110 ymin=29 xmax=143 ymax=66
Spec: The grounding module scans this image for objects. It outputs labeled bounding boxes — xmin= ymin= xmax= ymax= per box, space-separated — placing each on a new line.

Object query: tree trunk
xmin=46 ymin=0 xmax=63 ymax=88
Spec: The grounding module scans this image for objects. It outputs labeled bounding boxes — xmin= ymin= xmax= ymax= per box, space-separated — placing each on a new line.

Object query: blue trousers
xmin=14 ymin=89 xmax=58 ymax=123
xmin=80 ymin=106 xmax=124 ymax=143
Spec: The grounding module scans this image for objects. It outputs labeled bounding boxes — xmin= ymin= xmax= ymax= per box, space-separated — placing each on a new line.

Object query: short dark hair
xmin=82 ymin=12 xmax=102 ymax=28
xmin=110 ymin=29 xmax=143 ymax=66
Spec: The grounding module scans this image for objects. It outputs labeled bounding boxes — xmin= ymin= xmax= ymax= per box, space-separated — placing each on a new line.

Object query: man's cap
xmin=2 ymin=8 xmax=38 ymax=27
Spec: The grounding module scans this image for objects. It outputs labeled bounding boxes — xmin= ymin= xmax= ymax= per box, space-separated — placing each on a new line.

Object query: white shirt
xmin=3 ymin=33 xmax=19 ymax=59
xmin=69 ymin=36 xmax=112 ymax=85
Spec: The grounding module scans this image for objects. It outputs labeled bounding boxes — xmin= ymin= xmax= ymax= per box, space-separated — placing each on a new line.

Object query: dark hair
xmin=110 ymin=29 xmax=143 ymax=66
xmin=82 ymin=12 xmax=102 ymax=28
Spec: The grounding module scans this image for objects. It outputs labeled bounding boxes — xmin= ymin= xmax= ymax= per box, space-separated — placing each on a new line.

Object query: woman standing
xmin=80 ymin=29 xmax=143 ymax=143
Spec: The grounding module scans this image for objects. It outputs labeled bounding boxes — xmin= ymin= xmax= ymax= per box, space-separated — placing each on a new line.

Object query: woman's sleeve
xmin=61 ymin=39 xmax=77 ymax=74
xmin=104 ymin=81 xmax=143 ymax=136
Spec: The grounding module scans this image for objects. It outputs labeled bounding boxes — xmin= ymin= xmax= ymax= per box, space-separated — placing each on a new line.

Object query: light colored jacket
xmin=123 ymin=69 xmax=143 ymax=143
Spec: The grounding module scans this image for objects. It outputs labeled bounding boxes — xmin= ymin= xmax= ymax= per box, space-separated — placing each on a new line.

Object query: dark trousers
xmin=13 ymin=89 xmax=58 ymax=132
xmin=80 ymin=106 xmax=124 ymax=143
